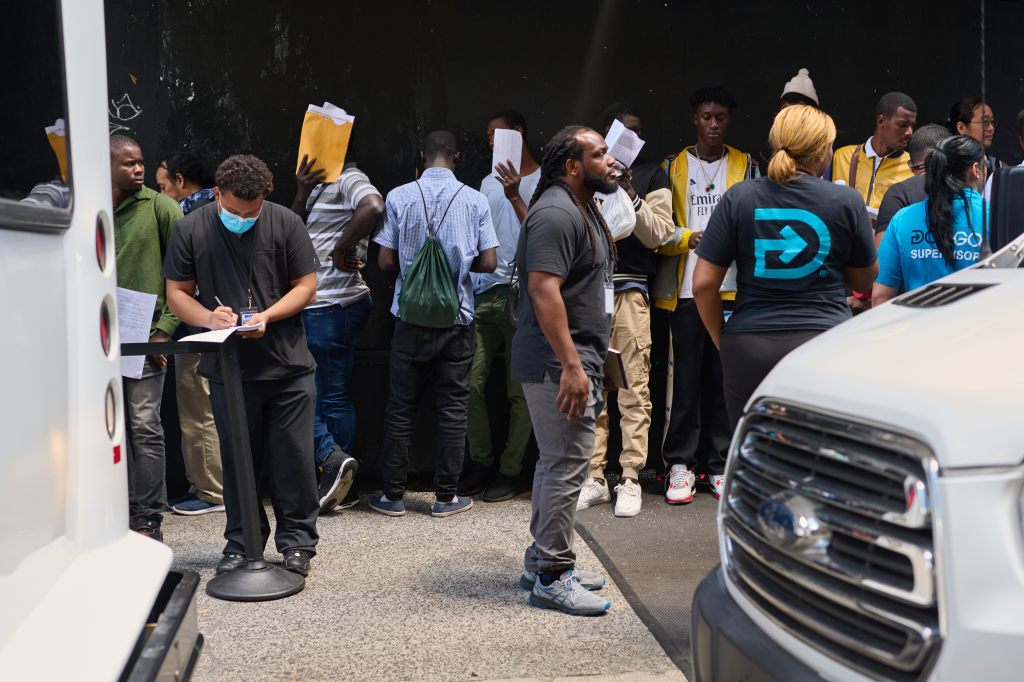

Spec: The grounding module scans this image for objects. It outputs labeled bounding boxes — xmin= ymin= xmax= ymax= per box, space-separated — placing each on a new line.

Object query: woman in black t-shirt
xmin=692 ymin=105 xmax=878 ymax=428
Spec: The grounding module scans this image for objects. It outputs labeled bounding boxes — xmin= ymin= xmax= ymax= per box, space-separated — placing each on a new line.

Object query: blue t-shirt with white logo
xmin=876 ymin=190 xmax=985 ymax=294
xmin=696 ymin=175 xmax=876 ymax=334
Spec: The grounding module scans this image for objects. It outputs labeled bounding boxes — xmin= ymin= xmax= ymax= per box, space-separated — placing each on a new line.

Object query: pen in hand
xmin=210 ymin=295 xmax=238 ymax=329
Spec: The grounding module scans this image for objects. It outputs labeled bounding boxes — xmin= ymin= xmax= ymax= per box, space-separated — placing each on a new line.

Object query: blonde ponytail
xmin=768 ymin=149 xmax=799 ymax=183
xmin=767 ymin=105 xmax=836 ymax=184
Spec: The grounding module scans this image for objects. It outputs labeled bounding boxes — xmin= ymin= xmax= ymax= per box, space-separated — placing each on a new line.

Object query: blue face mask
xmin=218 ymin=200 xmax=260 ymax=234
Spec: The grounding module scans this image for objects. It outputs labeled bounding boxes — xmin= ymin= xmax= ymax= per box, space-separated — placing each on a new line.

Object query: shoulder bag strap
xmin=435 ymin=184 xmax=467 ymax=232
xmin=309 ymin=182 xmax=330 ymax=208
xmin=415 ymin=181 xmax=434 ymax=236
xmin=508 ymin=215 xmax=523 ymax=285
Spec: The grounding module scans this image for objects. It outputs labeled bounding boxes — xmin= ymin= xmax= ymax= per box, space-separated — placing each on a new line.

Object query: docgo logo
xmin=753 ymin=208 xmax=831 ymax=280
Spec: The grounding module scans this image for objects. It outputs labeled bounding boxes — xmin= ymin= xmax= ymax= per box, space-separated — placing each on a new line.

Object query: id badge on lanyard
xmin=239 ymin=289 xmax=259 ymax=323
xmin=592 ymin=204 xmax=615 ymax=316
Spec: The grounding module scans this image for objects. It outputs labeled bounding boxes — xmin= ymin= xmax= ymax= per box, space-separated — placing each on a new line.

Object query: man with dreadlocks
xmin=511 ymin=125 xmax=619 ymax=616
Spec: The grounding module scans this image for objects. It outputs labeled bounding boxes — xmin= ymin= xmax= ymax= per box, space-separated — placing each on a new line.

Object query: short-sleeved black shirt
xmin=511 ymin=185 xmax=612 ymax=382
xmin=163 ymin=200 xmax=319 ymax=382
xmin=875 ymin=174 xmax=927 ymax=234
xmin=696 ymin=175 xmax=875 ymax=334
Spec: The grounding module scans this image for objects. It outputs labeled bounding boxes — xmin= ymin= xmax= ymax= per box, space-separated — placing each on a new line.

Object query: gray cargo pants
xmin=124 ymin=358 xmax=167 ymax=526
xmin=522 ymin=375 xmax=604 ymax=574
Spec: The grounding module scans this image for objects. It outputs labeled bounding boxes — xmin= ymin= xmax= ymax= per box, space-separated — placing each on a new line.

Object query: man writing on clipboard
xmin=164 ymin=154 xmax=322 ymax=578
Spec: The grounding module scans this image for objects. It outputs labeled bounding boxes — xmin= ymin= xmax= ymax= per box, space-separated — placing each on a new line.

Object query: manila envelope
xmin=296 ymin=110 xmax=353 ymax=183
xmin=46 ymin=118 xmax=68 ymax=183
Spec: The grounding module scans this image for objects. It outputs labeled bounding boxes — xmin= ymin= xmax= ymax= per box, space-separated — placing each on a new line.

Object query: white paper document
xmin=306 ymin=101 xmax=355 ymax=126
xmin=117 ymin=287 xmax=157 ymax=379
xmin=179 ymin=323 xmax=266 ymax=344
xmin=491 ymin=128 xmax=523 ymax=175
xmin=604 ymin=119 xmax=645 ymax=169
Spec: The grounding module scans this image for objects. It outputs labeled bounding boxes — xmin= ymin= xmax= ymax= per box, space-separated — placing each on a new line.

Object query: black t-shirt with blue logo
xmin=696 ymin=175 xmax=875 ymax=334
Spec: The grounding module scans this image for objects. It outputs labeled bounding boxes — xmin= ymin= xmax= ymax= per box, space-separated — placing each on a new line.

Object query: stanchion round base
xmin=206 ymin=560 xmax=305 ymax=602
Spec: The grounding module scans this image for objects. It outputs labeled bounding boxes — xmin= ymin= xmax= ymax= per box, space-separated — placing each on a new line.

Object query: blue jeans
xmin=302 ymin=296 xmax=372 ymax=464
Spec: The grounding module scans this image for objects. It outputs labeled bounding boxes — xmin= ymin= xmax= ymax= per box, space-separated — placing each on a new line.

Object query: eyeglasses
xmin=970 ymin=117 xmax=997 ymax=128
xmin=908 ymin=161 xmax=926 ymax=171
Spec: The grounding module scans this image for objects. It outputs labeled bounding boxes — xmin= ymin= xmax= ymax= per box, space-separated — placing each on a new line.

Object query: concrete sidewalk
xmin=164 ymin=493 xmax=685 ymax=682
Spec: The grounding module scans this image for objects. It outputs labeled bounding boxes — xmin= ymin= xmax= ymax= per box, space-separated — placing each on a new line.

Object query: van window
xmin=0 ymin=0 xmax=72 ymax=222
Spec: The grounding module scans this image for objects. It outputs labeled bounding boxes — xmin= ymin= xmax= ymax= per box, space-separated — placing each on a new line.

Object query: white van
xmin=692 ymin=172 xmax=1024 ymax=680
xmin=0 ymin=1 xmax=200 ymax=678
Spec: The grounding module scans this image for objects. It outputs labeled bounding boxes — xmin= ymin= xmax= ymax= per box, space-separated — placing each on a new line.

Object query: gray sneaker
xmin=519 ymin=568 xmax=606 ymax=591
xmin=528 ymin=570 xmax=612 ymax=616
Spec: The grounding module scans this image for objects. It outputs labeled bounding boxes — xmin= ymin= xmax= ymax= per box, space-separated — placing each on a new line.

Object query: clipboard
xmin=604 ymin=348 xmax=629 ymax=391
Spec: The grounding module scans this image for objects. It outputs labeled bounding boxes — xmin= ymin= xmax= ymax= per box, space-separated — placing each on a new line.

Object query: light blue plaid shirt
xmin=374 ymin=167 xmax=499 ymax=326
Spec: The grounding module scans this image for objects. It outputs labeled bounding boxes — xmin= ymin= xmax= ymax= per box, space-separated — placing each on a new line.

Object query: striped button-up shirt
xmin=374 ymin=167 xmax=498 ymax=326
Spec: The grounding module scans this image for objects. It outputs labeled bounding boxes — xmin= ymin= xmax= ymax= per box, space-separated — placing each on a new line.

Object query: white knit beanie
xmin=781 ymin=68 xmax=819 ymax=105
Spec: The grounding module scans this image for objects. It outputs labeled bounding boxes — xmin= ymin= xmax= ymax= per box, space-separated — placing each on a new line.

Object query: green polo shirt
xmin=114 ymin=185 xmax=183 ymax=337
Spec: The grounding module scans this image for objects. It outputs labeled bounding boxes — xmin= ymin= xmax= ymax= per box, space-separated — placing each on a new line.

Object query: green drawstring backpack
xmin=397 ymin=182 xmax=466 ymax=328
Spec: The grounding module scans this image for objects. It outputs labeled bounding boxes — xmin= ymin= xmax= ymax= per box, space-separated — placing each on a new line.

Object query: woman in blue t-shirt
xmin=873 ymin=135 xmax=987 ymax=305
xmin=691 ymin=105 xmax=878 ymax=428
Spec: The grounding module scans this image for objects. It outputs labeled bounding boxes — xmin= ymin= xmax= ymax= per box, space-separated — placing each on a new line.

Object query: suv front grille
xmin=722 ymin=401 xmax=941 ymax=681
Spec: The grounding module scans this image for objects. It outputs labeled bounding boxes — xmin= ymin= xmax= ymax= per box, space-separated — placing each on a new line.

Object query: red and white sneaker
xmin=711 ymin=474 xmax=726 ymax=500
xmin=665 ymin=464 xmax=696 ymax=504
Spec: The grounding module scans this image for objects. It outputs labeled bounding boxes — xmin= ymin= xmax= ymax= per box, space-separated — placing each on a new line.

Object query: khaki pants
xmin=591 ymin=289 xmax=653 ymax=480
xmin=175 ymin=352 xmax=224 ymax=505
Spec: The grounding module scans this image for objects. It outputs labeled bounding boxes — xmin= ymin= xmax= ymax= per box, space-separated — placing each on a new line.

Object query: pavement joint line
xmin=476 ymin=672 xmax=688 ymax=682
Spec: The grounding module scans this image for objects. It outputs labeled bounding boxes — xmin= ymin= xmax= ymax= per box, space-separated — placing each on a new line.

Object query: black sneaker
xmin=216 ymin=552 xmax=246 ymax=575
xmin=457 ymin=464 xmax=491 ymax=496
xmin=318 ymin=446 xmax=358 ymax=514
xmin=132 ymin=520 xmax=163 ymax=543
xmin=482 ymin=473 xmax=523 ymax=502
xmin=283 ymin=550 xmax=312 ymax=576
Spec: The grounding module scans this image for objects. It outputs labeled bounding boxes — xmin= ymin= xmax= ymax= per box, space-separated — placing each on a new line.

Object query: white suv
xmin=692 ymin=239 xmax=1024 ymax=680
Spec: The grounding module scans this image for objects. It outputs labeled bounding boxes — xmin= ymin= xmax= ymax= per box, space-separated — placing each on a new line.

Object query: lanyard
xmin=585 ymin=203 xmax=614 ymax=283
xmin=218 ymin=223 xmax=257 ymax=308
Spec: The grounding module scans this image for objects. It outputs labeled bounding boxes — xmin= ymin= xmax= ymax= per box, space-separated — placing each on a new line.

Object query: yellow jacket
xmin=831 ymin=142 xmax=913 ymax=212
xmin=653 ymin=145 xmax=752 ymax=311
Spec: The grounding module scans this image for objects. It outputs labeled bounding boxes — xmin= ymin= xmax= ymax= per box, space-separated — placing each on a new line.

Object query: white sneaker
xmin=614 ymin=478 xmax=642 ymax=517
xmin=665 ymin=464 xmax=696 ymax=504
xmin=711 ymin=474 xmax=726 ymax=500
xmin=577 ymin=477 xmax=611 ymax=510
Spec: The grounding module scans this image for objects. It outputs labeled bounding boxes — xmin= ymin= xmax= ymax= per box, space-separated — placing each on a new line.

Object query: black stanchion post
xmin=200 ymin=336 xmax=304 ymax=601
xmin=122 ymin=337 xmax=304 ymax=601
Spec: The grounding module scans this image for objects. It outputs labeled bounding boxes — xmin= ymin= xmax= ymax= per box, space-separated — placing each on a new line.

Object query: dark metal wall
xmin=98 ymin=0 xmax=1024 ymax=475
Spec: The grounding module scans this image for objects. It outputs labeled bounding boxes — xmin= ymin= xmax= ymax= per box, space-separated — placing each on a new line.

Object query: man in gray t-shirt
xmin=510 ymin=125 xmax=618 ymax=616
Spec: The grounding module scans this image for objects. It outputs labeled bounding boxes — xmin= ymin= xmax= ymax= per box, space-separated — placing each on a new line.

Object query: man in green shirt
xmin=111 ymin=135 xmax=183 ymax=543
